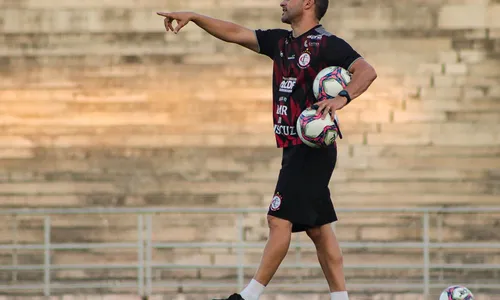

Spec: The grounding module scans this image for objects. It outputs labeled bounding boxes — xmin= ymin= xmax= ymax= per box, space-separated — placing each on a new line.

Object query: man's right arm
xmin=191 ymin=13 xmax=260 ymax=53
xmin=157 ymin=11 xmax=260 ymax=53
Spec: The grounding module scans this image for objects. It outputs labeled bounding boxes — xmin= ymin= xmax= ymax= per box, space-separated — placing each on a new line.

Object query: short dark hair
xmin=315 ymin=0 xmax=329 ymax=21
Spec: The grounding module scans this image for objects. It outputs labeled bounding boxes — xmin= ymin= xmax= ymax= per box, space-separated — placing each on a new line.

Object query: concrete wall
xmin=0 ymin=0 xmax=499 ymax=297
xmin=0 ymin=1 xmax=499 ymax=210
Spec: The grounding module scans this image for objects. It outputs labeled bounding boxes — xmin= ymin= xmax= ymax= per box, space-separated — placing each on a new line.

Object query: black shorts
xmin=268 ymin=143 xmax=338 ymax=232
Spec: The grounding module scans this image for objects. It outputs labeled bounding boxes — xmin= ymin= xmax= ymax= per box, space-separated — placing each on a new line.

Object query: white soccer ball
xmin=296 ymin=107 xmax=339 ymax=148
xmin=296 ymin=66 xmax=349 ymax=148
xmin=312 ymin=66 xmax=352 ymax=100
xmin=439 ymin=285 xmax=474 ymax=300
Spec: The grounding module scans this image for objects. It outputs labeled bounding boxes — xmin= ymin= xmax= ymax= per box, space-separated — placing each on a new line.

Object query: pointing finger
xmin=156 ymin=12 xmax=171 ymax=17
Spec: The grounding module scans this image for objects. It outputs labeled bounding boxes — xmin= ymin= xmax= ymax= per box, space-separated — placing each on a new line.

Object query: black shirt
xmin=255 ymin=24 xmax=362 ymax=148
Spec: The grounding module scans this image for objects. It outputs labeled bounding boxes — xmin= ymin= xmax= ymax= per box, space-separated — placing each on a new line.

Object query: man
xmin=157 ymin=1 xmax=377 ymax=300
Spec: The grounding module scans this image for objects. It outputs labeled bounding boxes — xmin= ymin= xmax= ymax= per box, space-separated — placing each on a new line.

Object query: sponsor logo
xmin=276 ymin=105 xmax=288 ymax=116
xmin=279 ymin=77 xmax=296 ymax=93
xmin=307 ymin=34 xmax=322 ymax=40
xmin=274 ymin=125 xmax=297 ymax=136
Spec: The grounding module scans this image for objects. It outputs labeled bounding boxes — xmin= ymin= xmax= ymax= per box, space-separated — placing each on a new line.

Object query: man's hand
xmin=314 ymin=96 xmax=348 ymax=120
xmin=157 ymin=12 xmax=194 ymax=34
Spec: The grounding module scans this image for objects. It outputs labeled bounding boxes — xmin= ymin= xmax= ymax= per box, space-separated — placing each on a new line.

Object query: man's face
xmin=280 ymin=0 xmax=303 ymax=24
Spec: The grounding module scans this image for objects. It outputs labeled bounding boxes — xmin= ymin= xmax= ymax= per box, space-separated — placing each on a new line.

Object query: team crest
xmin=270 ymin=193 xmax=283 ymax=211
xmin=298 ymin=52 xmax=311 ymax=69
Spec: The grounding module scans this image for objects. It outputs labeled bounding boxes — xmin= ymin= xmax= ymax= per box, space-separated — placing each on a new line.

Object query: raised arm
xmin=157 ymin=11 xmax=259 ymax=53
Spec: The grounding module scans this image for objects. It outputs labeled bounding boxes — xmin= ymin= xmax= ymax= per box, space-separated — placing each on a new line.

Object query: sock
xmin=240 ymin=279 xmax=265 ymax=300
xmin=331 ymin=291 xmax=349 ymax=300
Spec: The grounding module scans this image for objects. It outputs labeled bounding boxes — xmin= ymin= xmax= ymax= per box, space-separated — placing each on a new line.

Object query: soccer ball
xmin=312 ymin=66 xmax=351 ymax=100
xmin=296 ymin=66 xmax=349 ymax=148
xmin=296 ymin=106 xmax=339 ymax=148
xmin=439 ymin=285 xmax=474 ymax=300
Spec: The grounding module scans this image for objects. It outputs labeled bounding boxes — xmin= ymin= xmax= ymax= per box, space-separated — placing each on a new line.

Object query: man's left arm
xmin=315 ymin=36 xmax=377 ymax=118
xmin=342 ymin=58 xmax=377 ymax=101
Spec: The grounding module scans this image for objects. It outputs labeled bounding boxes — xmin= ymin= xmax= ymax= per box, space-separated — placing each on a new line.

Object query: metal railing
xmin=0 ymin=206 xmax=500 ymax=298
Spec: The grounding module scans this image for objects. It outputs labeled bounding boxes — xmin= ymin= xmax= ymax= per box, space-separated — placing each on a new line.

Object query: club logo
xmin=298 ymin=52 xmax=311 ymax=68
xmin=270 ymin=193 xmax=282 ymax=211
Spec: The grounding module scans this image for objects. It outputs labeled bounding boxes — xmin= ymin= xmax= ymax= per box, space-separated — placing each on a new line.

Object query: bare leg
xmin=306 ymin=224 xmax=346 ymax=292
xmin=253 ymin=215 xmax=293 ymax=285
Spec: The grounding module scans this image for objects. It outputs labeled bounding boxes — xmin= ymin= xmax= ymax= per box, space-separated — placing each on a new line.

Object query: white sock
xmin=331 ymin=291 xmax=349 ymax=300
xmin=240 ymin=279 xmax=265 ymax=300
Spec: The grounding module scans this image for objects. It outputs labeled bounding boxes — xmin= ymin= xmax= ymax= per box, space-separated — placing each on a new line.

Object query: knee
xmin=267 ymin=215 xmax=292 ymax=232
xmin=306 ymin=227 xmax=323 ymax=244
xmin=307 ymin=227 xmax=344 ymax=265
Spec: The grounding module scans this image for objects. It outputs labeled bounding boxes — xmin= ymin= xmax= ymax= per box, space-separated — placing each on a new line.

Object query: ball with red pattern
xmin=313 ymin=66 xmax=351 ymax=100
xmin=439 ymin=285 xmax=474 ymax=300
xmin=296 ymin=107 xmax=339 ymax=148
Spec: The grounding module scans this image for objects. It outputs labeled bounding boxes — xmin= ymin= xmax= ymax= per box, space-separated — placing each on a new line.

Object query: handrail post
xmin=138 ymin=214 xmax=144 ymax=297
xmin=437 ymin=213 xmax=444 ymax=282
xmin=237 ymin=213 xmax=244 ymax=291
xmin=44 ymin=216 xmax=51 ymax=296
xmin=12 ymin=214 xmax=18 ymax=283
xmin=146 ymin=214 xmax=153 ymax=296
xmin=423 ymin=212 xmax=430 ymax=300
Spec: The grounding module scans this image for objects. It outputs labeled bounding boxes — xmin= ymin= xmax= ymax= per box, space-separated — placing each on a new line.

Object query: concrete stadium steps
xmin=0 ymin=144 xmax=499 ymax=210
xmin=0 ymin=179 xmax=497 ymax=204
xmin=0 ymin=129 xmax=499 ymax=148
xmin=0 ymin=0 xmax=210 ymax=8
xmin=4 ymin=120 xmax=499 ymax=142
xmin=0 ymin=0 xmax=499 ymax=297
xmin=0 ymin=73 xmax=487 ymax=101
xmin=1 ymin=82 xmax=499 ymax=145
xmin=0 ymin=146 xmax=498 ymax=170
xmin=1 ymin=194 xmax=499 ymax=210
xmin=23 ymin=180 xmax=484 ymax=196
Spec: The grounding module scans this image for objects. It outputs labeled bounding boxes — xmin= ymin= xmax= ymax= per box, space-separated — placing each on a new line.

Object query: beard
xmin=281 ymin=16 xmax=291 ymax=24
xmin=281 ymin=11 xmax=292 ymax=24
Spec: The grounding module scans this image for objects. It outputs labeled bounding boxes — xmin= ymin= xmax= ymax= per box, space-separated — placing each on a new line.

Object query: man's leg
xmin=239 ymin=215 xmax=292 ymax=300
xmin=306 ymin=224 xmax=349 ymax=300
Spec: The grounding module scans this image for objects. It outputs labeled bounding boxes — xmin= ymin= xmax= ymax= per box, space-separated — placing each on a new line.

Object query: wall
xmin=0 ymin=0 xmax=499 ymax=297
xmin=0 ymin=1 xmax=499 ymax=210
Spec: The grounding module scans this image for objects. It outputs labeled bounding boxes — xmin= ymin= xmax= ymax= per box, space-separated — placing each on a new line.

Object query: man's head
xmin=280 ymin=0 xmax=329 ymax=24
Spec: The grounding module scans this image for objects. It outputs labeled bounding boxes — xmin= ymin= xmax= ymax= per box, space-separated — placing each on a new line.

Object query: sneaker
xmin=212 ymin=293 xmax=245 ymax=300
